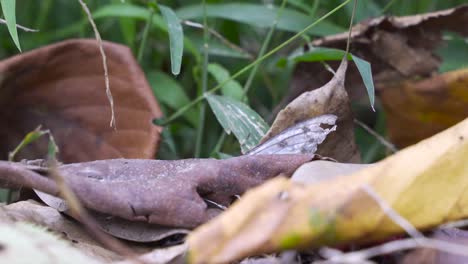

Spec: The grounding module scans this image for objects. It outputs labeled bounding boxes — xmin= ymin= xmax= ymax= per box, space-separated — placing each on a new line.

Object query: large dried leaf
xmin=283 ymin=5 xmax=468 ymax=108
xmin=187 ymin=116 xmax=468 ymax=263
xmin=263 ymin=59 xmax=360 ymax=162
xmin=0 ymin=39 xmax=162 ymax=162
xmin=381 ymin=68 xmax=468 ymax=148
xmin=0 ymin=154 xmax=313 ymax=228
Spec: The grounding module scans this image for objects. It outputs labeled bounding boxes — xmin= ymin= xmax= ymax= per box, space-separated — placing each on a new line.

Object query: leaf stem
xmin=159 ymin=0 xmax=352 ymax=126
xmin=137 ymin=2 xmax=155 ymax=63
xmin=194 ymin=0 xmax=210 ymax=158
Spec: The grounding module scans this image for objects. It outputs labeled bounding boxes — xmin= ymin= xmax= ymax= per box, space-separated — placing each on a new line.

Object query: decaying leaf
xmin=187 ymin=116 xmax=468 ymax=263
xmin=35 ymin=191 xmax=190 ymax=242
xmin=0 ymin=39 xmax=162 ymax=162
xmin=0 ymin=222 xmax=102 ymax=264
xmin=381 ymin=68 xmax=468 ymax=148
xmin=291 ymin=160 xmax=369 ymax=185
xmin=0 ymin=154 xmax=313 ymax=228
xmin=0 ymin=200 xmax=121 ymax=262
xmin=286 ymin=5 xmax=468 ymax=106
xmin=402 ymin=228 xmax=468 ymax=264
xmin=0 ymin=200 xmax=188 ymax=263
xmin=263 ymin=59 xmax=360 ymax=162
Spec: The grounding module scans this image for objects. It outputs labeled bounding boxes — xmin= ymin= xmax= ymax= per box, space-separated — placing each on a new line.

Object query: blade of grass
xmin=137 ymin=1 xmax=155 ymax=63
xmin=194 ymin=0 xmax=210 ymax=157
xmin=1 ymin=0 xmax=21 ymax=51
xmin=157 ymin=0 xmax=352 ymax=126
xmin=159 ymin=4 xmax=184 ymax=75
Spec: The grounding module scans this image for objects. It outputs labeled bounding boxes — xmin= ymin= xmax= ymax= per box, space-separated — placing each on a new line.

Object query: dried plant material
xmin=263 ymin=59 xmax=360 ymax=162
xmin=187 ymin=116 xmax=468 ymax=263
xmin=36 ymin=191 xmax=190 ymax=242
xmin=0 ymin=222 xmax=103 ymax=264
xmin=0 ymin=39 xmax=162 ymax=162
xmin=291 ymin=160 xmax=369 ymax=185
xmin=0 ymin=200 xmax=121 ymax=262
xmin=402 ymin=228 xmax=468 ymax=264
xmin=247 ymin=115 xmax=337 ymax=155
xmin=381 ymin=68 xmax=468 ymax=148
xmin=284 ymin=5 xmax=468 ymax=107
xmin=0 ymin=155 xmax=313 ymax=228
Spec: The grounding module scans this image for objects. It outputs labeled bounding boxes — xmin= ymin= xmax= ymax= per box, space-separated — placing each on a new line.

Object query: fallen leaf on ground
xmin=263 ymin=59 xmax=360 ymax=162
xmin=0 ymin=154 xmax=313 ymax=228
xmin=0 ymin=39 xmax=162 ymax=162
xmin=187 ymin=116 xmax=468 ymax=263
xmin=291 ymin=160 xmax=369 ymax=185
xmin=381 ymin=68 xmax=468 ymax=147
xmin=285 ymin=5 xmax=468 ymax=106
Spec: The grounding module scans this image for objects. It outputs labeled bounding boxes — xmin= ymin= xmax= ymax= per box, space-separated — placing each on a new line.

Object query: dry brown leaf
xmin=0 ymin=39 xmax=162 ymax=162
xmin=263 ymin=59 xmax=360 ymax=162
xmin=187 ymin=116 xmax=468 ymax=263
xmin=284 ymin=5 xmax=468 ymax=106
xmin=381 ymin=68 xmax=468 ymax=147
xmin=0 ymin=154 xmax=313 ymax=228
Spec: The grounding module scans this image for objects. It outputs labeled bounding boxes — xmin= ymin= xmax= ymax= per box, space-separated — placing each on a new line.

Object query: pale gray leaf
xmin=247 ymin=114 xmax=337 ymax=155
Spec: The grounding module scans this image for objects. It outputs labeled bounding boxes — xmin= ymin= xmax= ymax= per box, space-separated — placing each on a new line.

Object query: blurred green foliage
xmin=0 ymin=0 xmax=466 ymax=161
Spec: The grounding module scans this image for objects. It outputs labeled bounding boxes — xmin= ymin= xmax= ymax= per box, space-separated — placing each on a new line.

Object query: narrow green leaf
xmin=146 ymin=71 xmax=197 ymax=126
xmin=352 ymin=54 xmax=375 ymax=111
xmin=206 ymin=94 xmax=269 ymax=153
xmin=8 ymin=127 xmax=47 ymax=161
xmin=159 ymin=5 xmax=183 ymax=75
xmin=176 ymin=3 xmax=345 ymax=36
xmin=207 ymin=63 xmax=244 ymax=101
xmin=1 ymin=0 xmax=21 ymax=51
xmin=277 ymin=47 xmax=351 ymax=68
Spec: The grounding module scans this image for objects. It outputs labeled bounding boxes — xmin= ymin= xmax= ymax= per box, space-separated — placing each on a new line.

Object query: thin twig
xmin=182 ymin=20 xmax=253 ymax=59
xmin=361 ymin=185 xmax=424 ymax=239
xmin=0 ymin=18 xmax=39 ymax=32
xmin=78 ymin=0 xmax=116 ymax=129
xmin=354 ymin=119 xmax=398 ymax=153
xmin=344 ymin=0 xmax=357 ymax=56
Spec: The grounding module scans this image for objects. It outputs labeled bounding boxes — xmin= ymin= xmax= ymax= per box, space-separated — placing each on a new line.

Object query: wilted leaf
xmin=0 ymin=39 xmax=162 ymax=162
xmin=263 ymin=59 xmax=360 ymax=162
xmin=207 ymin=94 xmax=269 ymax=153
xmin=187 ymin=116 xmax=468 ymax=263
xmin=381 ymin=68 xmax=468 ymax=147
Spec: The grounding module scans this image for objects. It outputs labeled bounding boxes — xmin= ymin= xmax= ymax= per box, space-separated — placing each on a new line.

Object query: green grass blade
xmin=206 ymin=94 xmax=269 ymax=153
xmin=1 ymin=0 xmax=21 ymax=51
xmin=159 ymin=5 xmax=183 ymax=75
xmin=207 ymin=63 xmax=244 ymax=101
xmin=352 ymin=54 xmax=375 ymax=111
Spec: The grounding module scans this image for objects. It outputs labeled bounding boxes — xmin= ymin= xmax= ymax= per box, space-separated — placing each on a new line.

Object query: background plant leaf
xmin=207 ymin=63 xmax=244 ymax=101
xmin=0 ymin=0 xmax=21 ymax=51
xmin=206 ymin=94 xmax=269 ymax=153
xmin=159 ymin=5 xmax=183 ymax=75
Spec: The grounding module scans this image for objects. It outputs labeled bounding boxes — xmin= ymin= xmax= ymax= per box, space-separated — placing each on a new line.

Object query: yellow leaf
xmin=187 ymin=116 xmax=468 ymax=263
